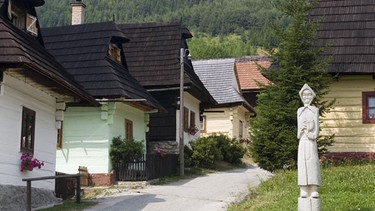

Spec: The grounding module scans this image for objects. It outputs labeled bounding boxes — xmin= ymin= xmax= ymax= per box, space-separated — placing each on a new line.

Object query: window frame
xmin=125 ymin=119 xmax=133 ymax=141
xmin=183 ymin=107 xmax=189 ymax=130
xmin=20 ymin=107 xmax=36 ymax=154
xmin=239 ymin=120 xmax=243 ymax=138
xmin=200 ymin=115 xmax=206 ymax=132
xmin=362 ymin=92 xmax=375 ymax=124
xmin=190 ymin=111 xmax=196 ymax=128
xmin=108 ymin=43 xmax=121 ymax=63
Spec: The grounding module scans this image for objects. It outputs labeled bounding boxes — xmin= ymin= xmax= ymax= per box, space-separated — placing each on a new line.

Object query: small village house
xmin=41 ymin=1 xmax=164 ymax=185
xmin=193 ymin=58 xmax=255 ymax=140
xmin=119 ymin=22 xmax=216 ymax=152
xmin=311 ymin=0 xmax=375 ymax=159
xmin=0 ymin=0 xmax=97 ymax=209
xmin=235 ymin=57 xmax=271 ymax=108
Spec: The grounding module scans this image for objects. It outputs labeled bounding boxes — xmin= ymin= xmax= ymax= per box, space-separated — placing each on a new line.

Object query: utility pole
xmin=179 ymin=47 xmax=185 ymax=176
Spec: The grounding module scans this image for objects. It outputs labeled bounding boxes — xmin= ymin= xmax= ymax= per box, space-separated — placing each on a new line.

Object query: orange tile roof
xmin=235 ymin=60 xmax=271 ymax=90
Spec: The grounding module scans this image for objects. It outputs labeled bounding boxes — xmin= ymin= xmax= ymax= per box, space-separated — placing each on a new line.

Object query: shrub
xmin=188 ymin=134 xmax=247 ymax=168
xmin=109 ymin=136 xmax=144 ymax=165
xmin=184 ymin=145 xmax=195 ymax=167
xmin=190 ymin=136 xmax=223 ymax=168
xmin=224 ymin=143 xmax=247 ymax=164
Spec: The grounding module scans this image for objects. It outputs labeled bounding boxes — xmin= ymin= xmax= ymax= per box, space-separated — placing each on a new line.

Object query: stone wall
xmin=0 ymin=185 xmax=61 ymax=211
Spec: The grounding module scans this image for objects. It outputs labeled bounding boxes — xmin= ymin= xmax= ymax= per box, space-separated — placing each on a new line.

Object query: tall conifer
xmin=249 ymin=0 xmax=334 ymax=171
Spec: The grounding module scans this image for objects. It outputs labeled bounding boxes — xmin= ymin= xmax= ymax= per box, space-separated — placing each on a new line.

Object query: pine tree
xmin=249 ymin=0 xmax=334 ymax=172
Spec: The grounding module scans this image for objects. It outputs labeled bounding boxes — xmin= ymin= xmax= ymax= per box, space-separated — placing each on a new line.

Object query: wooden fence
xmin=114 ymin=154 xmax=179 ymax=181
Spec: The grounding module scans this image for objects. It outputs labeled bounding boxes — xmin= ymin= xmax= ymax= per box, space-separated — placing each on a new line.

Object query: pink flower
xmin=20 ymin=153 xmax=44 ymax=172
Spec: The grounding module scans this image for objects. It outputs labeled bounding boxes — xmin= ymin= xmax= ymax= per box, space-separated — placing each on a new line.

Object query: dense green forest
xmin=37 ymin=0 xmax=289 ymax=59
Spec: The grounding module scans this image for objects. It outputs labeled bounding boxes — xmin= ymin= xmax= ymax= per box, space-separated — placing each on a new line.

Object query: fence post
xmin=26 ymin=180 xmax=31 ymax=211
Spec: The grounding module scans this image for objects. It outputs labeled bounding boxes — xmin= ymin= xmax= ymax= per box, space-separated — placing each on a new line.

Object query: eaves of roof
xmin=0 ymin=17 xmax=98 ymax=106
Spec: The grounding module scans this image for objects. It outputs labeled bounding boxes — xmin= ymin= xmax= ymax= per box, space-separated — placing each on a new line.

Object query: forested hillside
xmin=37 ymin=0 xmax=288 ymax=59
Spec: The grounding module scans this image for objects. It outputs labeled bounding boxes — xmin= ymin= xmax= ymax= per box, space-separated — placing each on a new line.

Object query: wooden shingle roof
xmin=193 ymin=58 xmax=254 ymax=113
xmin=311 ymin=0 xmax=375 ymax=73
xmin=235 ymin=57 xmax=271 ymax=91
xmin=42 ymin=22 xmax=163 ymax=111
xmin=118 ymin=22 xmax=215 ymax=104
xmin=0 ymin=15 xmax=97 ymax=105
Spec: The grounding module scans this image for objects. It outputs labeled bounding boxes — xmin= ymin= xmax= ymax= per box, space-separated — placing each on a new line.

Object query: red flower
xmin=20 ymin=153 xmax=44 ymax=172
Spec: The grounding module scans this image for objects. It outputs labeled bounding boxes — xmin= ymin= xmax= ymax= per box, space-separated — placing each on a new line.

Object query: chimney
xmin=71 ymin=0 xmax=86 ymax=25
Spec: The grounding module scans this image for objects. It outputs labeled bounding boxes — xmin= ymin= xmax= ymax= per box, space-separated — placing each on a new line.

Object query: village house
xmin=193 ymin=58 xmax=255 ymax=140
xmin=119 ymin=22 xmax=216 ymax=152
xmin=41 ymin=1 xmax=164 ymax=185
xmin=0 ymin=0 xmax=98 ymax=209
xmin=235 ymin=57 xmax=271 ymax=108
xmin=311 ymin=0 xmax=375 ymax=159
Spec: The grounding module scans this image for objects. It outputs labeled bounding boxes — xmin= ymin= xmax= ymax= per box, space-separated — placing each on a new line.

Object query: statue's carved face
xmin=301 ymin=89 xmax=313 ymax=105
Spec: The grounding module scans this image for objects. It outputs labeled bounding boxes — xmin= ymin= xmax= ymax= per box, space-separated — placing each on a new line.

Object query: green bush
xmin=184 ymin=145 xmax=195 ymax=167
xmin=109 ymin=136 xmax=144 ymax=165
xmin=190 ymin=136 xmax=223 ymax=168
xmin=224 ymin=143 xmax=247 ymax=164
xmin=188 ymin=134 xmax=246 ymax=168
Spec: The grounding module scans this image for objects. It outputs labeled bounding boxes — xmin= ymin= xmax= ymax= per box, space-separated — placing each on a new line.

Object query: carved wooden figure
xmin=297 ymin=84 xmax=321 ymax=211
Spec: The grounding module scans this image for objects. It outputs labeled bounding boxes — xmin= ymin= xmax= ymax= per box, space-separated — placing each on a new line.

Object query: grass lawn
xmin=38 ymin=200 xmax=97 ymax=211
xmin=228 ymin=162 xmax=375 ymax=211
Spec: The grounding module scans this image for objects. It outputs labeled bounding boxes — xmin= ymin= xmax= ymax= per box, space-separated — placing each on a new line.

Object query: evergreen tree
xmin=249 ymin=0 xmax=334 ymax=172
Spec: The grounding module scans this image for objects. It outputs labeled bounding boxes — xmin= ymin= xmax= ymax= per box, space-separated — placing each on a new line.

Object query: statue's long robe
xmin=297 ymin=106 xmax=321 ymax=186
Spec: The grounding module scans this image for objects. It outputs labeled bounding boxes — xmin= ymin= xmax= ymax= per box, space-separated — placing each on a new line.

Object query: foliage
xmin=249 ymin=0 xmax=334 ymax=172
xmin=190 ymin=136 xmax=223 ymax=168
xmin=213 ymin=134 xmax=247 ymax=164
xmin=109 ymin=136 xmax=144 ymax=165
xmin=228 ymin=162 xmax=375 ymax=211
xmin=36 ymin=0 xmax=289 ymax=59
xmin=20 ymin=153 xmax=44 ymax=172
xmin=184 ymin=145 xmax=195 ymax=167
xmin=188 ymin=134 xmax=246 ymax=168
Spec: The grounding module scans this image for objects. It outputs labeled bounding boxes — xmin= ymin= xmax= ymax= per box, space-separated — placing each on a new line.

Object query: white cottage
xmin=0 ymin=0 xmax=97 ymax=209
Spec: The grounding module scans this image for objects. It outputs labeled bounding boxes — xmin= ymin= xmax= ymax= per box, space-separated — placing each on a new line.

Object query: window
xmin=125 ymin=119 xmax=133 ymax=141
xmin=362 ymin=92 xmax=375 ymax=123
xmin=239 ymin=120 xmax=243 ymax=138
xmin=21 ymin=107 xmax=35 ymax=153
xmin=190 ymin=111 xmax=196 ymax=128
xmin=183 ymin=107 xmax=189 ymax=130
xmin=108 ymin=43 xmax=121 ymax=63
xmin=9 ymin=1 xmax=38 ymax=36
xmin=200 ymin=115 xmax=206 ymax=132
xmin=57 ymin=122 xmax=63 ymax=149
xmin=26 ymin=14 xmax=37 ymax=35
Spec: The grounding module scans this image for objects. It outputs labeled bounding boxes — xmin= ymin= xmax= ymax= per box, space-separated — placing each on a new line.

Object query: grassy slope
xmin=228 ymin=163 xmax=375 ymax=211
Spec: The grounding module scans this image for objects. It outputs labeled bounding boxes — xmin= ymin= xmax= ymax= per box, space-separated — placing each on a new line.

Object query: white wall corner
xmin=55 ymin=110 xmax=64 ymax=121
xmin=56 ymin=102 xmax=66 ymax=110
xmin=55 ymin=121 xmax=62 ymax=129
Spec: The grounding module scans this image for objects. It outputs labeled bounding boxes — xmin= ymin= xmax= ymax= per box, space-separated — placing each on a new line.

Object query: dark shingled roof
xmin=311 ymin=0 xmax=375 ymax=73
xmin=118 ymin=22 xmax=215 ymax=104
xmin=193 ymin=59 xmax=255 ymax=114
xmin=42 ymin=21 xmax=163 ymax=111
xmin=0 ymin=1 xmax=97 ymax=105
